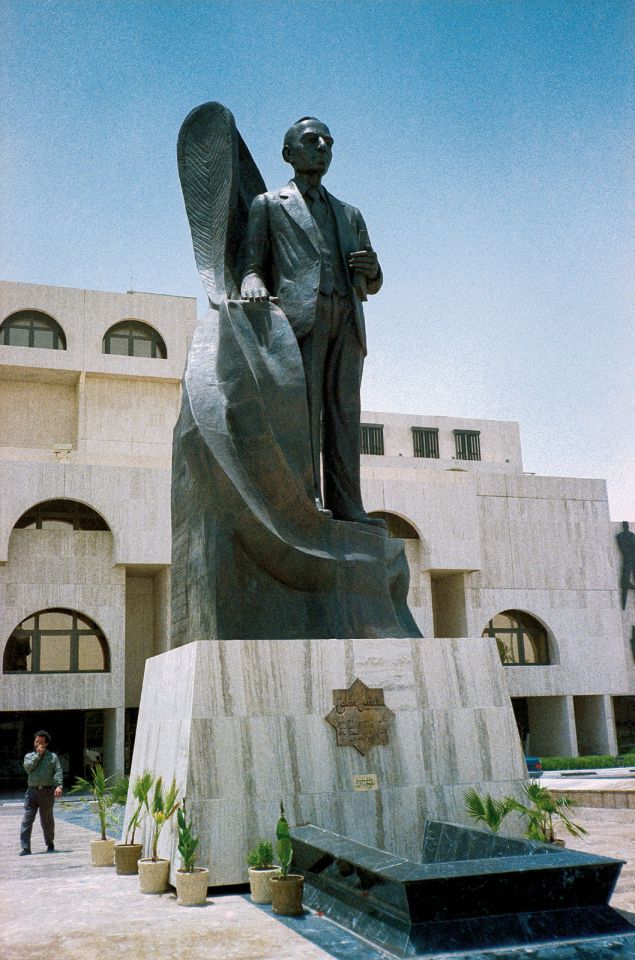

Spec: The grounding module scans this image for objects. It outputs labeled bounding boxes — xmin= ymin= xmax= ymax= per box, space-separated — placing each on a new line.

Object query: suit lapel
xmin=279 ymin=181 xmax=322 ymax=253
xmin=325 ymin=191 xmax=355 ymax=255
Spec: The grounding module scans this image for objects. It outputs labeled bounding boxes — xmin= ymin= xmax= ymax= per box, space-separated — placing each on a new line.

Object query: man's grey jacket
xmin=243 ymin=180 xmax=382 ymax=352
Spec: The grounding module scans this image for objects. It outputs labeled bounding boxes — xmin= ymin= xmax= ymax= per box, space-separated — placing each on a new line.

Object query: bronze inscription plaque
xmin=325 ymin=677 xmax=394 ymax=756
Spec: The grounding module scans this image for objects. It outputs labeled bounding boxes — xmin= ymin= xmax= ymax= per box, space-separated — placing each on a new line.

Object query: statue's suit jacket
xmin=243 ymin=180 xmax=382 ymax=354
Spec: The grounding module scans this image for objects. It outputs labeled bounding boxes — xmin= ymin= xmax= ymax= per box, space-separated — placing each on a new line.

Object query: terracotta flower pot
xmin=175 ymin=867 xmax=209 ymax=905
xmin=90 ymin=838 xmax=115 ymax=867
xmin=248 ymin=866 xmax=280 ymax=904
xmin=270 ymin=874 xmax=304 ymax=916
xmin=138 ymin=858 xmax=170 ymax=893
xmin=114 ymin=842 xmax=143 ymax=875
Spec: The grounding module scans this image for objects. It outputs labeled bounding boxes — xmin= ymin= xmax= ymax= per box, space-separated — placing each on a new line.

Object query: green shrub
xmin=247 ymin=840 xmax=274 ymax=870
xmin=541 ymin=754 xmax=635 ymax=771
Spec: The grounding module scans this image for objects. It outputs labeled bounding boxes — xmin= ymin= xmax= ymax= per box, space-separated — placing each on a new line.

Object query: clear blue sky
xmin=2 ymin=0 xmax=632 ymax=518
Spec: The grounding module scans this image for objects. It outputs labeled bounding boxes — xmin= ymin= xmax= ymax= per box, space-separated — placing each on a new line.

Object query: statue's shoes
xmin=314 ymin=499 xmax=333 ymax=519
xmin=338 ymin=513 xmax=387 ymax=529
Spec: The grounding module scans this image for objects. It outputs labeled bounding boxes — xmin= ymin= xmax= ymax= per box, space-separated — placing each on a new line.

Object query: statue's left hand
xmin=348 ymin=248 xmax=379 ymax=280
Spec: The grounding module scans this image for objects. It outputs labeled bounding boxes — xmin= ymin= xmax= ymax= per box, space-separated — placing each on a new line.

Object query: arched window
xmin=368 ymin=511 xmax=420 ymax=539
xmin=482 ymin=610 xmax=550 ymax=666
xmin=1 ymin=310 xmax=67 ymax=349
xmin=3 ymin=609 xmax=110 ymax=674
xmin=102 ymin=320 xmax=166 ymax=358
xmin=14 ymin=499 xmax=110 ymax=531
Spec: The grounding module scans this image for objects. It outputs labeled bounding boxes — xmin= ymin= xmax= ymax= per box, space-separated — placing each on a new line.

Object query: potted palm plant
xmin=247 ymin=840 xmax=279 ymax=903
xmin=138 ymin=775 xmax=180 ymax=893
xmin=270 ymin=802 xmax=304 ymax=916
xmin=68 ymin=763 xmax=117 ymax=866
xmin=174 ymin=801 xmax=209 ymax=905
xmin=463 ymin=788 xmax=515 ymax=833
xmin=114 ymin=770 xmax=153 ymax=875
xmin=512 ymin=781 xmax=587 ymax=846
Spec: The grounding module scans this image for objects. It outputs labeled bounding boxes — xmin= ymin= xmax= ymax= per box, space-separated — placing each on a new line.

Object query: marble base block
xmin=129 ymin=636 xmax=529 ymax=886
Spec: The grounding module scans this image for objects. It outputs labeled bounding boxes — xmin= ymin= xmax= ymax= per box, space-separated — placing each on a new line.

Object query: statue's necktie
xmin=306 ymin=187 xmax=327 ymax=228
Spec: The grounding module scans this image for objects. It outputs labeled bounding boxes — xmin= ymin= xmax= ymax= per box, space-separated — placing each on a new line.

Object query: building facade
xmin=1 ymin=280 xmax=633 ymax=784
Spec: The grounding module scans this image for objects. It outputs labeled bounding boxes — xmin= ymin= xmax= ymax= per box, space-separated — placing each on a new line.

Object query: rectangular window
xmin=360 ymin=423 xmax=384 ymax=456
xmin=454 ymin=430 xmax=481 ymax=461
xmin=39 ymin=635 xmax=72 ymax=672
xmin=108 ymin=335 xmax=129 ymax=356
xmin=78 ymin=636 xmax=104 ymax=671
xmin=32 ymin=327 xmax=56 ymax=349
xmin=412 ymin=427 xmax=439 ymax=459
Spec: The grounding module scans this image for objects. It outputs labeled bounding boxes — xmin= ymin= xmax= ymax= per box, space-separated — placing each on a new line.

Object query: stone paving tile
xmin=0 ymin=806 xmax=339 ymax=960
xmin=3 ymin=788 xmax=635 ymax=960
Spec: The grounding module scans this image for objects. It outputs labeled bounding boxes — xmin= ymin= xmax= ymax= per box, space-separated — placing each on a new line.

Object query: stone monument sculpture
xmin=172 ymin=102 xmax=420 ymax=640
xmin=616 ymin=520 xmax=635 ymax=609
xmin=128 ymin=103 xmax=529 ymax=888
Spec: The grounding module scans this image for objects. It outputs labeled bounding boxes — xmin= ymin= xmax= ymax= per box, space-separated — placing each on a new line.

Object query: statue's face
xmin=283 ymin=120 xmax=333 ymax=177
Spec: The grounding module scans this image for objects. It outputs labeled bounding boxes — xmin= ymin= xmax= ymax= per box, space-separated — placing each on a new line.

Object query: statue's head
xmin=282 ymin=117 xmax=333 ymax=178
xmin=623 ymin=521 xmax=630 ymax=532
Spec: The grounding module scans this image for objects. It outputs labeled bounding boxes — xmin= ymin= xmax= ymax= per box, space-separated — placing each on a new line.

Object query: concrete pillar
xmin=102 ymin=707 xmax=125 ymax=776
xmin=407 ymin=561 xmax=433 ymax=637
xmin=431 ymin=573 xmax=468 ymax=638
xmin=527 ymin=696 xmax=578 ymax=757
xmin=573 ymin=695 xmax=618 ymax=756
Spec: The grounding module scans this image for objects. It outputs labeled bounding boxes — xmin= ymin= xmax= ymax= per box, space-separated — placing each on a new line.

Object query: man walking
xmin=20 ymin=730 xmax=63 ymax=855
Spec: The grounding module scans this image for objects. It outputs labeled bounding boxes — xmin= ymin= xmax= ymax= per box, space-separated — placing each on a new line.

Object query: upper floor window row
xmin=364 ymin=425 xmax=482 ymax=460
xmin=1 ymin=311 xmax=66 ymax=350
xmin=102 ymin=320 xmax=167 ymax=358
xmin=14 ymin=499 xmax=110 ymax=531
xmin=1 ymin=311 xmax=167 ymax=358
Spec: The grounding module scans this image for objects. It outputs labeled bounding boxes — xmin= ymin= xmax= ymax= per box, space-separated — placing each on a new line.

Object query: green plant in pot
xmin=463 ymin=788 xmax=515 ymax=833
xmin=138 ymin=775 xmax=180 ymax=894
xmin=68 ymin=763 xmax=118 ymax=867
xmin=247 ymin=839 xmax=279 ymax=904
xmin=270 ymin=802 xmax=303 ymax=916
xmin=511 ymin=781 xmax=587 ymax=845
xmin=114 ymin=771 xmax=153 ymax=875
xmin=175 ymin=800 xmax=209 ymax=905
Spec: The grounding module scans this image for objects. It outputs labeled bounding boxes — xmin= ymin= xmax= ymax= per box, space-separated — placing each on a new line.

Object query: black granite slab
xmin=291 ymin=821 xmax=635 ymax=958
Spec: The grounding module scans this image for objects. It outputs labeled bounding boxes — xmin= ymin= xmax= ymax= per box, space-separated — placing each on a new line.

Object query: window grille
xmin=412 ymin=427 xmax=439 ymax=459
xmin=454 ymin=430 xmax=481 ymax=461
xmin=360 ymin=423 xmax=384 ymax=456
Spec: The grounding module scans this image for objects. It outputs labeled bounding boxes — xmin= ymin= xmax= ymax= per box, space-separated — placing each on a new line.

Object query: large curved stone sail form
xmin=172 ymin=102 xmax=421 ymax=641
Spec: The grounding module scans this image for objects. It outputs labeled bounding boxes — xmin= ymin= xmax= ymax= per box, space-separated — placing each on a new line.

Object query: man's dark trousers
xmin=298 ymin=290 xmax=364 ymax=520
xmin=21 ymin=786 xmax=55 ymax=851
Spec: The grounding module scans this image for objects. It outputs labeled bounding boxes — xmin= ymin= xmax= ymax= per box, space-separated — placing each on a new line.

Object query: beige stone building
xmin=1 ymin=280 xmax=633 ymax=784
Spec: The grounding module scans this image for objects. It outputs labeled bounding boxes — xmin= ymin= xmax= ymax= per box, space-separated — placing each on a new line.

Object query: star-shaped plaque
xmin=325 ymin=677 xmax=394 ymax=756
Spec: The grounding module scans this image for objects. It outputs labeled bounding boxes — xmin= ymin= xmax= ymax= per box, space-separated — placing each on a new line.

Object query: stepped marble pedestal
xmin=130 ymin=635 xmax=528 ymax=885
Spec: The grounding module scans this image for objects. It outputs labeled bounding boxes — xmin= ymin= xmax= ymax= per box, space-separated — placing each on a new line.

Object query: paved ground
xmin=0 ymin=803 xmax=342 ymax=960
xmin=2 ymin=779 xmax=635 ymax=960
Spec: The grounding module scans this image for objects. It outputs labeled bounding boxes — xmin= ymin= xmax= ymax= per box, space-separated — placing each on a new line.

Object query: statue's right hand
xmin=241 ymin=274 xmax=271 ymax=302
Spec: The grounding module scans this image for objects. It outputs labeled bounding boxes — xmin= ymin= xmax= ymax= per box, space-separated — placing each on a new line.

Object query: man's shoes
xmin=46 ymin=845 xmax=55 ymax=853
xmin=19 ymin=849 xmax=31 ymax=856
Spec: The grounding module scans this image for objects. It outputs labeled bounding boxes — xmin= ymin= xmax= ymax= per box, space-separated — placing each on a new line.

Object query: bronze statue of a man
xmin=241 ymin=117 xmax=384 ymax=526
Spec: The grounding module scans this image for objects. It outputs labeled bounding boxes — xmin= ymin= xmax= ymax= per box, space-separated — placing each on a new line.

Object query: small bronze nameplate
xmin=325 ymin=677 xmax=394 ymax=756
xmin=353 ymin=774 xmax=379 ymax=791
